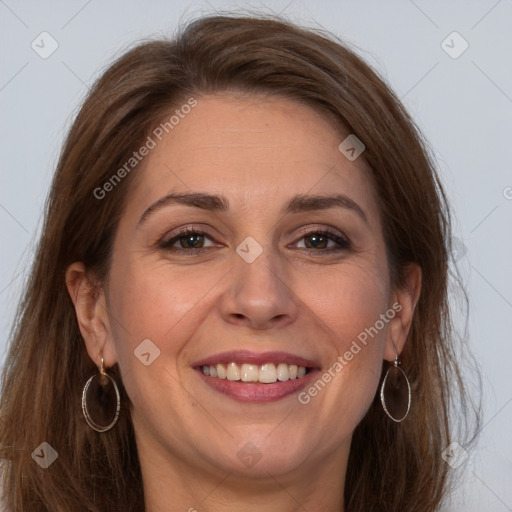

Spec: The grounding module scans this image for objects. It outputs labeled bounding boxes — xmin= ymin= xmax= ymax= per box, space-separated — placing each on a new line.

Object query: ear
xmin=384 ymin=263 xmax=422 ymax=362
xmin=65 ymin=262 xmax=118 ymax=368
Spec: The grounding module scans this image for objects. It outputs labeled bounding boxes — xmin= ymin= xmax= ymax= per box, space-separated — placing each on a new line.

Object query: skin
xmin=66 ymin=93 xmax=421 ymax=512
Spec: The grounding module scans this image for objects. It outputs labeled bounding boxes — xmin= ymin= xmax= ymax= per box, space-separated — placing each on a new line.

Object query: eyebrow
xmin=137 ymin=191 xmax=369 ymax=226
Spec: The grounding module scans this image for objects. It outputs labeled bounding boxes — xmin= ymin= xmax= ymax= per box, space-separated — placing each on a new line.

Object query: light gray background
xmin=1 ymin=1 xmax=511 ymax=510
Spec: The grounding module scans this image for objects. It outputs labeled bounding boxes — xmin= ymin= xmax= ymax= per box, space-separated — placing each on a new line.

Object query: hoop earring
xmin=82 ymin=356 xmax=120 ymax=432
xmin=380 ymin=349 xmax=411 ymax=423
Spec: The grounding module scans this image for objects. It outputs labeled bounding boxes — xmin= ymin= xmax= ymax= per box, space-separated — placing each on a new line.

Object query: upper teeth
xmin=201 ymin=362 xmax=307 ymax=383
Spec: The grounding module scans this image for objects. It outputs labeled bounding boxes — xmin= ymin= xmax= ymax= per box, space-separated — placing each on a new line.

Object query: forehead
xmin=126 ymin=93 xmax=380 ymax=224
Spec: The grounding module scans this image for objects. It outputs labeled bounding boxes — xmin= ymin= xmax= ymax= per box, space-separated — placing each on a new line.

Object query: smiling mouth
xmin=199 ymin=362 xmax=312 ymax=383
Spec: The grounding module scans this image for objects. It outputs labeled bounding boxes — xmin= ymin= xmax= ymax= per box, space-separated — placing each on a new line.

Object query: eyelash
xmin=158 ymin=227 xmax=351 ymax=255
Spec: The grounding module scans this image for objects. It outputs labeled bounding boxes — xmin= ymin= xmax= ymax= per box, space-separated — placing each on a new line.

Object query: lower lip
xmin=195 ymin=368 xmax=320 ymax=403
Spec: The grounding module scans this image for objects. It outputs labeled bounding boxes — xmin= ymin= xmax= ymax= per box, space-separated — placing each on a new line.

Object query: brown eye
xmin=304 ymin=233 xmax=329 ymax=249
xmin=296 ymin=230 xmax=351 ymax=252
xmin=159 ymin=229 xmax=216 ymax=252
xmin=176 ymin=233 xmax=205 ymax=249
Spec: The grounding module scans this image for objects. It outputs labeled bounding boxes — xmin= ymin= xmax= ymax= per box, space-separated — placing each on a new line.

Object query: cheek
xmin=293 ymin=259 xmax=390 ymax=417
xmin=106 ymin=259 xmax=225 ymax=359
xmin=298 ymin=258 xmax=390 ymax=350
xmin=104 ymin=261 xmax=220 ymax=436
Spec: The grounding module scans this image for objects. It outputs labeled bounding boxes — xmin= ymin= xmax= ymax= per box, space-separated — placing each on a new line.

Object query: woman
xmin=0 ymin=13 xmax=479 ymax=512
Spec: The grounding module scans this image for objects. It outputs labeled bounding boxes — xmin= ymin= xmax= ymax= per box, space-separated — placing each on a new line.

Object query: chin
xmin=199 ymin=429 xmax=318 ymax=479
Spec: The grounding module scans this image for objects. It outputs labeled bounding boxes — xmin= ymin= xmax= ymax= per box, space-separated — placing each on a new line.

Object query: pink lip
xmin=192 ymin=350 xmax=321 ymax=403
xmin=195 ymin=368 xmax=321 ymax=403
xmin=192 ymin=349 xmax=319 ymax=368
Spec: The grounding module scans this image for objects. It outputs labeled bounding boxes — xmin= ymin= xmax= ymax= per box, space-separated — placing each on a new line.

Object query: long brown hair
xmin=0 ymin=13 xmax=480 ymax=511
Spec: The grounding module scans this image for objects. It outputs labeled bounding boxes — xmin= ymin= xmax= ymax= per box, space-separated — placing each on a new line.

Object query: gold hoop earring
xmin=380 ymin=349 xmax=411 ymax=423
xmin=82 ymin=356 xmax=120 ymax=432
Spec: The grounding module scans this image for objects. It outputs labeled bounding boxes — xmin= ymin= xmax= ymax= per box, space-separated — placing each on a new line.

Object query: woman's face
xmin=88 ymin=93 xmax=412 ymax=482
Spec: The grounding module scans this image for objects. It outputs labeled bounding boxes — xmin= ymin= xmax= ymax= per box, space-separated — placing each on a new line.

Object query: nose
xmin=218 ymin=245 xmax=299 ymax=331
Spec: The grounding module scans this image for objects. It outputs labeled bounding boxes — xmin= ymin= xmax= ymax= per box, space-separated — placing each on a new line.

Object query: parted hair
xmin=0 ymin=13 xmax=479 ymax=512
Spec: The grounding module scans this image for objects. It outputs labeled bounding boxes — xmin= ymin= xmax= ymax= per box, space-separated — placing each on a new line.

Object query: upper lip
xmin=192 ymin=350 xmax=320 ymax=369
